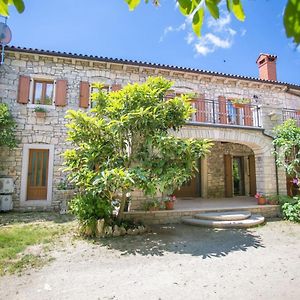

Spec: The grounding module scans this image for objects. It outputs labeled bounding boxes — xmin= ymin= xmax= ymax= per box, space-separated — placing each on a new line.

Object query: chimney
xmin=256 ymin=53 xmax=277 ymax=81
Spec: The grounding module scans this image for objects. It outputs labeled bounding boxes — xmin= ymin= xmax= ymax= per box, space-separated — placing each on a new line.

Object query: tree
xmin=1 ymin=0 xmax=299 ymax=45
xmin=273 ymin=119 xmax=300 ymax=181
xmin=64 ymin=77 xmax=212 ymax=234
xmin=0 ymin=103 xmax=17 ymax=148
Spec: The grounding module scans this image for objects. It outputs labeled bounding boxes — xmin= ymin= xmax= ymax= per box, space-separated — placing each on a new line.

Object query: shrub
xmin=0 ymin=103 xmax=17 ymax=148
xmin=281 ymin=198 xmax=300 ymax=223
xmin=69 ymin=193 xmax=113 ymax=234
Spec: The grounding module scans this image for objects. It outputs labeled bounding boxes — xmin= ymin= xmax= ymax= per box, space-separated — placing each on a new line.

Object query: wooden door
xmin=174 ymin=176 xmax=198 ymax=198
xmin=249 ymin=155 xmax=256 ymax=196
xmin=224 ymin=154 xmax=233 ymax=197
xmin=27 ymin=149 xmax=49 ymax=200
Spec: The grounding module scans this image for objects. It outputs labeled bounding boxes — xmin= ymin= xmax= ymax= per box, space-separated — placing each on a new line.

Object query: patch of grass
xmin=0 ymin=213 xmax=76 ymax=276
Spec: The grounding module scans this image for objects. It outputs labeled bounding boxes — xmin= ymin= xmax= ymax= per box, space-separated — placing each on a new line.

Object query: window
xmin=33 ymin=80 xmax=54 ymax=105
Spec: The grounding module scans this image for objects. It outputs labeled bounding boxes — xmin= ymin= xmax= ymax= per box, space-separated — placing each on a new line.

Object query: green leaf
xmin=231 ymin=0 xmax=245 ymax=21
xmin=284 ymin=0 xmax=300 ymax=44
xmin=13 ymin=0 xmax=25 ymax=13
xmin=178 ymin=0 xmax=199 ymax=16
xmin=192 ymin=7 xmax=205 ymax=37
xmin=125 ymin=0 xmax=141 ymax=11
xmin=205 ymin=0 xmax=219 ymax=19
xmin=0 ymin=1 xmax=9 ymax=16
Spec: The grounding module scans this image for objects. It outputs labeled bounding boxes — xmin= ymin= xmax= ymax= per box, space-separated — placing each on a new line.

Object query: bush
xmin=0 ymin=103 xmax=17 ymax=148
xmin=69 ymin=193 xmax=113 ymax=234
xmin=280 ymin=196 xmax=300 ymax=223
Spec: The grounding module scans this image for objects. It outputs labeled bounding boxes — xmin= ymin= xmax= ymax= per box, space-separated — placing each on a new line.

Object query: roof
xmin=5 ymin=45 xmax=300 ymax=90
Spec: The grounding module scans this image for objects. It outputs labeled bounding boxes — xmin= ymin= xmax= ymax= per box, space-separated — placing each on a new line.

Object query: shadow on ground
xmin=98 ymin=224 xmax=265 ymax=259
xmin=0 ymin=212 xmax=74 ymax=226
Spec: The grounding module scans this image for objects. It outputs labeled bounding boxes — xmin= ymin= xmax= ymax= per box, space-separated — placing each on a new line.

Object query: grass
xmin=0 ymin=212 xmax=76 ymax=276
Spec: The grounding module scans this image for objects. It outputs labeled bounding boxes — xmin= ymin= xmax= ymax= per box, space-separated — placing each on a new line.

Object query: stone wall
xmin=0 ymin=49 xmax=297 ymax=210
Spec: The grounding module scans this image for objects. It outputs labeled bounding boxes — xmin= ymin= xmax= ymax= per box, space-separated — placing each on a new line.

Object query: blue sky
xmin=3 ymin=0 xmax=300 ymax=85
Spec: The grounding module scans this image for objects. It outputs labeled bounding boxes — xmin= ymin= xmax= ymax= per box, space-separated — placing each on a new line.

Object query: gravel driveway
xmin=1 ymin=220 xmax=300 ymax=300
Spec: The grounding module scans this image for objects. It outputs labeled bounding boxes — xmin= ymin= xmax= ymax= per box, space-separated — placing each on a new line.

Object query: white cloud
xmin=160 ymin=8 xmax=246 ymax=56
xmin=160 ymin=22 xmax=187 ymax=42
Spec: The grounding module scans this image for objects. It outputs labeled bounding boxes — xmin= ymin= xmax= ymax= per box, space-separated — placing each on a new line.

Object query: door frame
xmin=20 ymin=144 xmax=54 ymax=207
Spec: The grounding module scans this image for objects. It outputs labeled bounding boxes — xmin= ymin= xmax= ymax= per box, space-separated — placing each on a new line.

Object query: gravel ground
xmin=1 ymin=220 xmax=300 ymax=300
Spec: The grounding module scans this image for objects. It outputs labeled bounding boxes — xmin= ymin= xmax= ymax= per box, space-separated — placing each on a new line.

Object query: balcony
xmin=282 ymin=108 xmax=300 ymax=126
xmin=188 ymin=99 xmax=261 ymax=128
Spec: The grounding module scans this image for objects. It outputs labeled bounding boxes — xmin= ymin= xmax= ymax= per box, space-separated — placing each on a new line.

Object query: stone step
xmin=182 ymin=214 xmax=265 ymax=228
xmin=194 ymin=210 xmax=251 ymax=221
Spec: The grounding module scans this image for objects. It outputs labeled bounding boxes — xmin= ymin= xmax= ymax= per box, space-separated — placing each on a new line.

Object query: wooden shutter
xmin=195 ymin=94 xmax=206 ymax=122
xmin=244 ymin=105 xmax=253 ymax=126
xmin=218 ymin=96 xmax=227 ymax=124
xmin=249 ymin=155 xmax=256 ymax=196
xmin=111 ymin=83 xmax=122 ymax=92
xmin=224 ymin=154 xmax=233 ymax=197
xmin=79 ymin=81 xmax=90 ymax=108
xmin=55 ymin=80 xmax=67 ymax=106
xmin=17 ymin=75 xmax=30 ymax=104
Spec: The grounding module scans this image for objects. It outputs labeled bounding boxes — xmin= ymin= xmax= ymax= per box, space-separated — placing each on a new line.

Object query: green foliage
xmin=64 ymin=77 xmax=212 ymax=224
xmin=69 ymin=193 xmax=113 ymax=225
xmin=273 ymin=119 xmax=300 ymax=179
xmin=123 ymin=0 xmax=298 ymax=44
xmin=33 ymin=106 xmax=47 ymax=113
xmin=0 ymin=0 xmax=24 ymax=16
xmin=281 ymin=197 xmax=300 ymax=223
xmin=284 ymin=0 xmax=300 ymax=44
xmin=0 ymin=103 xmax=17 ymax=149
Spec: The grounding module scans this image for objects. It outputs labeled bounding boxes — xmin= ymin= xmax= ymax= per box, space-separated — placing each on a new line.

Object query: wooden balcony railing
xmin=282 ymin=108 xmax=300 ymax=126
xmin=189 ymin=99 xmax=261 ymax=128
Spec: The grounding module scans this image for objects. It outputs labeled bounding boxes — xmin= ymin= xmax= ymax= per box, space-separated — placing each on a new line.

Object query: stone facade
xmin=0 ymin=47 xmax=299 ymax=211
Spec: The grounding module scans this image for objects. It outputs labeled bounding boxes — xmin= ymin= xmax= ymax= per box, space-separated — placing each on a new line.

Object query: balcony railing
xmin=282 ymin=108 xmax=300 ymax=126
xmin=189 ymin=99 xmax=261 ymax=128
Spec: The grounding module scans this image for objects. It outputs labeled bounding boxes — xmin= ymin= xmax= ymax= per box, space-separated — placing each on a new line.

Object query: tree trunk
xmin=117 ymin=192 xmax=126 ymax=220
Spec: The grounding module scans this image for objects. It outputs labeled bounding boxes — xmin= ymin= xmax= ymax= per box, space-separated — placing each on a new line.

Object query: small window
xmin=33 ymin=80 xmax=54 ymax=105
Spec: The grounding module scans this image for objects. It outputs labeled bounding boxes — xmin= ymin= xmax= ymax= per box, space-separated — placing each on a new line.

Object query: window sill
xmin=27 ymin=104 xmax=56 ymax=110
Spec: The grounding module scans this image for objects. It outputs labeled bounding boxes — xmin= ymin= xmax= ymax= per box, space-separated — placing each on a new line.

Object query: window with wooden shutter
xmin=32 ymin=80 xmax=54 ymax=105
xmin=194 ymin=94 xmax=206 ymax=122
xmin=79 ymin=81 xmax=90 ymax=108
xmin=17 ymin=75 xmax=30 ymax=104
xmin=244 ymin=105 xmax=253 ymax=126
xmin=55 ymin=80 xmax=67 ymax=106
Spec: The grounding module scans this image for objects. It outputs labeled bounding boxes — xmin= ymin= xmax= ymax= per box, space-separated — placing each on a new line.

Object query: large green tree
xmin=64 ymin=77 xmax=212 ymax=231
xmin=1 ymin=0 xmax=299 ymax=44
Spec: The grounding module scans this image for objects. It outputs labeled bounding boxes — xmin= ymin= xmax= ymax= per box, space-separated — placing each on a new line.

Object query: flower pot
xmin=268 ymin=199 xmax=279 ymax=205
xmin=148 ymin=206 xmax=159 ymax=212
xmin=35 ymin=111 xmax=46 ymax=118
xmin=257 ymin=197 xmax=267 ymax=205
xmin=233 ymin=103 xmax=245 ymax=109
xmin=165 ymin=201 xmax=175 ymax=210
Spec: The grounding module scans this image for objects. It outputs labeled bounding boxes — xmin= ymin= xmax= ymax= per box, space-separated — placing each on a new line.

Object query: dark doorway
xmin=233 ymin=157 xmax=245 ymax=196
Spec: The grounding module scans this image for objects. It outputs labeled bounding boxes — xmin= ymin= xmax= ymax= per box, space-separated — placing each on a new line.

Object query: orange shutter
xmin=195 ymin=94 xmax=206 ymax=122
xmin=218 ymin=96 xmax=227 ymax=124
xmin=79 ymin=81 xmax=90 ymax=108
xmin=111 ymin=83 xmax=122 ymax=92
xmin=17 ymin=75 xmax=30 ymax=104
xmin=55 ymin=80 xmax=67 ymax=106
xmin=244 ymin=105 xmax=253 ymax=126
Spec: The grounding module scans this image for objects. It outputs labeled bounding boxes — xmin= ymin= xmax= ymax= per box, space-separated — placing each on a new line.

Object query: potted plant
xmin=164 ymin=194 xmax=176 ymax=210
xmin=230 ymin=98 xmax=251 ymax=108
xmin=34 ymin=106 xmax=47 ymax=118
xmin=255 ymin=192 xmax=267 ymax=205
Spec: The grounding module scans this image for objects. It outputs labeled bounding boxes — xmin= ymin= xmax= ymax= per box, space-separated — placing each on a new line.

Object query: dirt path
xmin=1 ymin=221 xmax=300 ymax=300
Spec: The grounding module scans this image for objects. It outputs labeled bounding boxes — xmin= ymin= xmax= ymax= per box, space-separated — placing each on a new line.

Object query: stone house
xmin=0 ymin=46 xmax=299 ymax=211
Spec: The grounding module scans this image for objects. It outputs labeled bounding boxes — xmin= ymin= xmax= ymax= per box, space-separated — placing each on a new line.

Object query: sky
xmin=2 ymin=0 xmax=300 ymax=85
